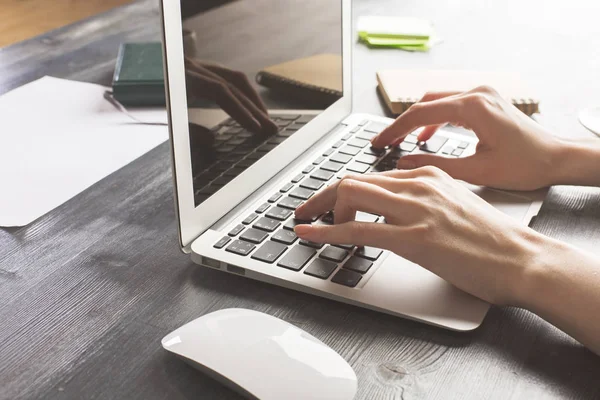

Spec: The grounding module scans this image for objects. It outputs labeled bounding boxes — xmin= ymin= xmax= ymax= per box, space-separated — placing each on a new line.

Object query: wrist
xmin=506 ymin=227 xmax=555 ymax=309
xmin=550 ymin=138 xmax=600 ymax=187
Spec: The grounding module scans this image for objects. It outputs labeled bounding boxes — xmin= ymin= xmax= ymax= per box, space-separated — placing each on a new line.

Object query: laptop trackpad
xmin=467 ymin=184 xmax=533 ymax=222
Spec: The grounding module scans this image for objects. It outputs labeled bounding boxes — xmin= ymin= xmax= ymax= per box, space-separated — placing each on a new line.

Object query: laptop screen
xmin=180 ymin=0 xmax=343 ymax=207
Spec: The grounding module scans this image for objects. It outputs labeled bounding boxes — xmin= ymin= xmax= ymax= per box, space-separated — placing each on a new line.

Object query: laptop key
xmin=284 ymin=218 xmax=312 ymax=231
xmin=242 ymin=213 xmax=258 ymax=225
xmin=225 ymin=240 xmax=255 ymax=256
xmin=356 ymin=131 xmax=376 ymax=141
xmin=399 ymin=142 xmax=417 ymax=152
xmin=280 ymin=182 xmax=294 ymax=193
xmin=355 ymin=154 xmax=379 ymax=165
xmin=300 ymin=178 xmax=324 ymax=191
xmin=341 ymin=133 xmax=353 ymax=141
xmin=457 ymin=141 xmax=469 ymax=149
xmin=311 ymin=169 xmax=334 ymax=181
xmin=339 ymin=146 xmax=360 ymax=156
xmin=452 ymin=148 xmax=464 ymax=157
xmin=356 ymin=212 xmax=379 ymax=223
xmin=355 ymin=246 xmax=383 ymax=261
xmin=240 ymin=228 xmax=269 ymax=244
xmin=278 ymin=197 xmax=303 ymax=210
xmin=404 ymin=135 xmax=418 ymax=144
xmin=277 ymin=245 xmax=316 ymax=271
xmin=299 ymin=239 xmax=324 ymax=249
xmin=268 ymin=193 xmax=282 ymax=203
xmin=253 ymin=217 xmax=280 ymax=232
xmin=346 ymin=162 xmax=369 ymax=174
xmin=251 ymin=241 xmax=287 ymax=264
xmin=419 ymin=136 xmax=448 ymax=153
xmin=331 ymin=269 xmax=362 ymax=287
xmin=302 ymin=165 xmax=315 ymax=174
xmin=347 ymin=138 xmax=370 ymax=148
xmin=320 ymin=161 xmax=343 ymax=172
xmin=333 ymin=243 xmax=355 ymax=251
xmin=323 ymin=148 xmax=335 ymax=157
xmin=363 ymin=122 xmax=389 ymax=134
xmin=319 ymin=246 xmax=348 ymax=263
xmin=343 ymin=256 xmax=373 ymax=274
xmin=289 ymin=187 xmax=314 ymax=200
xmin=364 ymin=147 xmax=386 ymax=156
xmin=330 ymin=153 xmax=352 ymax=164
xmin=313 ymin=156 xmax=326 ymax=165
xmin=266 ymin=206 xmax=293 ymax=221
xmin=256 ymin=203 xmax=271 ymax=213
xmin=304 ymin=259 xmax=338 ymax=279
xmin=213 ymin=236 xmax=231 ymax=249
xmin=291 ymin=173 xmax=304 ymax=183
xmin=228 ymin=224 xmax=245 ymax=237
xmin=332 ymin=140 xmax=344 ymax=149
xmin=271 ymin=229 xmax=298 ymax=245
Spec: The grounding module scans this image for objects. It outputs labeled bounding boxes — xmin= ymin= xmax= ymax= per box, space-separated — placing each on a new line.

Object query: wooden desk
xmin=1 ymin=1 xmax=600 ymax=399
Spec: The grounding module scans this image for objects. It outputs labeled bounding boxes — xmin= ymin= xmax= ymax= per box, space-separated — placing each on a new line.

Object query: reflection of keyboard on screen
xmin=209 ymin=118 xmax=474 ymax=289
xmin=193 ymin=114 xmax=315 ymax=205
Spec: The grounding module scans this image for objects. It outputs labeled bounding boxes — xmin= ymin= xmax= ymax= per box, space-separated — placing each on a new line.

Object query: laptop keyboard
xmin=212 ymin=118 xmax=472 ymax=288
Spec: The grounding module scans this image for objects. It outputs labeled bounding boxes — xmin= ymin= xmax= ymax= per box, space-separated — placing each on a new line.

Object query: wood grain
xmin=0 ymin=0 xmax=135 ymax=47
xmin=1 ymin=0 xmax=600 ymax=399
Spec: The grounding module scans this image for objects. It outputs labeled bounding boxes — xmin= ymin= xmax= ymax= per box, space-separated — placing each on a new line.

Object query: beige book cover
xmin=256 ymin=54 xmax=343 ymax=100
xmin=377 ymin=69 xmax=539 ymax=116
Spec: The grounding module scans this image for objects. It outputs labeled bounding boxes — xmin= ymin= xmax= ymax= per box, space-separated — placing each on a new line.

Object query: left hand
xmin=294 ymin=167 xmax=542 ymax=306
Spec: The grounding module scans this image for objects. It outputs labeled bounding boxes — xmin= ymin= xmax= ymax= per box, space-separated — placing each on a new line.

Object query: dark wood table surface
xmin=2 ymin=0 xmax=600 ymax=399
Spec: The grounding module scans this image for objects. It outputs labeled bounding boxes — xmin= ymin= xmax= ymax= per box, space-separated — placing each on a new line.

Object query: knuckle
xmin=416 ymin=165 xmax=441 ymax=177
xmin=336 ymin=178 xmax=359 ymax=198
xmin=474 ymin=85 xmax=497 ymax=94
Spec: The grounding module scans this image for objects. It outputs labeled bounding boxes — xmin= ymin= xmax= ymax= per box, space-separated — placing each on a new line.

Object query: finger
xmin=417 ymin=124 xmax=445 ymax=142
xmin=332 ymin=180 xmax=400 ymax=224
xmin=295 ymin=174 xmax=402 ymax=220
xmin=202 ymin=63 xmax=269 ymax=114
xmin=295 ymin=221 xmax=398 ymax=249
xmin=187 ymin=70 xmax=262 ymax=132
xmin=371 ymin=98 xmax=463 ymax=148
xmin=397 ymin=154 xmax=481 ymax=182
xmin=419 ymin=91 xmax=463 ymax=102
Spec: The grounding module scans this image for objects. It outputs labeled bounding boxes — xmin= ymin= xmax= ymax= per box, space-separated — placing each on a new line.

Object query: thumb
xmin=397 ymin=154 xmax=477 ymax=180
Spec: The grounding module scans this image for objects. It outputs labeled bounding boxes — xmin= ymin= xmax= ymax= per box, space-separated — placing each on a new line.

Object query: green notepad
xmin=357 ymin=16 xmax=436 ymax=52
xmin=112 ymin=42 xmax=166 ymax=106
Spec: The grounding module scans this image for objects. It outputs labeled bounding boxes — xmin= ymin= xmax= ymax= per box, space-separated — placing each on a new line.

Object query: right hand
xmin=185 ymin=57 xmax=278 ymax=135
xmin=371 ymin=86 xmax=562 ymax=191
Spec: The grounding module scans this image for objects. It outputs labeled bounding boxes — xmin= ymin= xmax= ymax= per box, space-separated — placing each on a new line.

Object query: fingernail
xmin=294 ymin=224 xmax=312 ymax=237
xmin=397 ymin=159 xmax=416 ymax=169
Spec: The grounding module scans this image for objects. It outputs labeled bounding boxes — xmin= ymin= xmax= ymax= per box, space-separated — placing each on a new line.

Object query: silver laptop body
xmin=159 ymin=0 xmax=546 ymax=331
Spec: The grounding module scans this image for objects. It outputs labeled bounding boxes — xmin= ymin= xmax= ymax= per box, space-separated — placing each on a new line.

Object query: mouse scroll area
xmin=162 ymin=308 xmax=357 ymax=400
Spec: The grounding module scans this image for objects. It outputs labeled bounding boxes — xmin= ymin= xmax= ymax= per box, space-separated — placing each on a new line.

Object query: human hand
xmin=371 ymin=86 xmax=562 ymax=191
xmin=294 ymin=167 xmax=542 ymax=306
xmin=185 ymin=57 xmax=278 ymax=135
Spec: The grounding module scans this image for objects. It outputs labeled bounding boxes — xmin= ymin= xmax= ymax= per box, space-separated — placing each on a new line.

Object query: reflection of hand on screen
xmin=185 ymin=57 xmax=278 ymax=135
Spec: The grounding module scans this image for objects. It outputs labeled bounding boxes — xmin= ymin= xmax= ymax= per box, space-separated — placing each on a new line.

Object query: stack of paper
xmin=357 ymin=16 xmax=440 ymax=52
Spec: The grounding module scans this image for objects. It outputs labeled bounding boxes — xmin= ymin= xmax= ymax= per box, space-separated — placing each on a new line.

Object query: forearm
xmin=517 ymin=234 xmax=600 ymax=355
xmin=552 ymin=138 xmax=600 ymax=187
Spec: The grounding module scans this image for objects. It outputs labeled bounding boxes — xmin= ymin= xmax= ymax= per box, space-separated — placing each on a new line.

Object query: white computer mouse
xmin=161 ymin=308 xmax=357 ymax=400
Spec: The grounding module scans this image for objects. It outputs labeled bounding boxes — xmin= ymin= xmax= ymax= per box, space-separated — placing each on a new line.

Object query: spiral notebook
xmin=256 ymin=54 xmax=342 ymax=107
xmin=377 ymin=70 xmax=540 ymax=116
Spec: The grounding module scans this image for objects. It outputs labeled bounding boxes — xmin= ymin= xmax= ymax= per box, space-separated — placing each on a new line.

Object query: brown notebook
xmin=377 ymin=69 xmax=539 ymax=116
xmin=256 ymin=54 xmax=343 ymax=107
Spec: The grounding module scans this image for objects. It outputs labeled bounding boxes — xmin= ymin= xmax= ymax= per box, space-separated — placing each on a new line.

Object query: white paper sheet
xmin=0 ymin=76 xmax=169 ymax=227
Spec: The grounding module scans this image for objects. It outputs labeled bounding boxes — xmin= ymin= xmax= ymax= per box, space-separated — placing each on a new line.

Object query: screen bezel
xmin=160 ymin=0 xmax=352 ymax=250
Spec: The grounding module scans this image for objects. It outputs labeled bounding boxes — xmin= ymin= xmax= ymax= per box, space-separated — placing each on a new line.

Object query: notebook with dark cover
xmin=256 ymin=54 xmax=343 ymax=108
xmin=112 ymin=42 xmax=165 ymax=107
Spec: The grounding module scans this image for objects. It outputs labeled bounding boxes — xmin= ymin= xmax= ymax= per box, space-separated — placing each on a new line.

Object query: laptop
xmin=159 ymin=0 xmax=546 ymax=331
